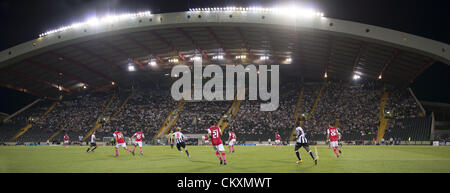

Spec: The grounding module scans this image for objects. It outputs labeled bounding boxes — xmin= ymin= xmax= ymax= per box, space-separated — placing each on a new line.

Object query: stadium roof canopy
xmin=0 ymin=8 xmax=449 ymax=98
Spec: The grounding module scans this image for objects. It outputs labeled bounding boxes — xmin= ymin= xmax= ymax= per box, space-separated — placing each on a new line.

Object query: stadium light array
xmin=149 ymin=60 xmax=157 ymax=67
xmin=324 ymin=72 xmax=328 ymax=78
xmin=128 ymin=65 xmax=136 ymax=72
xmin=235 ymin=55 xmax=246 ymax=59
xmin=212 ymin=55 xmax=224 ymax=60
xmin=169 ymin=58 xmax=179 ymax=63
xmin=188 ymin=6 xmax=324 ymax=18
xmin=111 ymin=82 xmax=115 ymax=85
xmin=285 ymin=57 xmax=292 ymax=63
xmin=190 ymin=56 xmax=201 ymax=61
xmin=353 ymin=74 xmax=361 ymax=80
xmin=38 ymin=11 xmax=151 ymax=37
xmin=260 ymin=56 xmax=269 ymax=60
xmin=378 ymin=74 xmax=382 ymax=80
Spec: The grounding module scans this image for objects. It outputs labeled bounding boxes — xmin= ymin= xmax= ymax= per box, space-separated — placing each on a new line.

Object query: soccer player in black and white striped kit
xmin=173 ymin=127 xmax=190 ymax=158
xmin=293 ymin=126 xmax=318 ymax=165
xmin=86 ymin=132 xmax=98 ymax=152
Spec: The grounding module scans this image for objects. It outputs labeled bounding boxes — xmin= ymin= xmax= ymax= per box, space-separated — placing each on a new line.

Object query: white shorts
xmin=229 ymin=139 xmax=236 ymax=146
xmin=205 ymin=140 xmax=209 ymax=144
xmin=330 ymin=141 xmax=339 ymax=148
xmin=115 ymin=143 xmax=127 ymax=148
xmin=64 ymin=141 xmax=69 ymax=144
xmin=134 ymin=141 xmax=143 ymax=147
xmin=275 ymin=140 xmax=281 ymax=144
xmin=213 ymin=144 xmax=225 ymax=152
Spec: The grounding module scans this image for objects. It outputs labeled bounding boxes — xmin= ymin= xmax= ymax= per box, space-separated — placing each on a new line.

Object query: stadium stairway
xmin=8 ymin=101 xmax=58 ymax=142
xmin=290 ymin=87 xmax=304 ymax=141
xmin=87 ymin=88 xmax=133 ymax=139
xmin=3 ymin=98 xmax=41 ymax=123
xmin=82 ymin=93 xmax=117 ymax=141
xmin=154 ymin=99 xmax=186 ymax=138
xmin=376 ymin=90 xmax=390 ymax=141
xmin=46 ymin=122 xmax=68 ymax=142
xmin=217 ymin=95 xmax=244 ymax=134
xmin=290 ymin=84 xmax=325 ymax=141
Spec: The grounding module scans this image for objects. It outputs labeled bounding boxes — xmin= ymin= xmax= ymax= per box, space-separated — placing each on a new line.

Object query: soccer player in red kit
xmin=327 ymin=123 xmax=342 ymax=157
xmin=113 ymin=130 xmax=133 ymax=157
xmin=227 ymin=129 xmax=237 ymax=153
xmin=275 ymin=131 xmax=281 ymax=147
xmin=131 ymin=129 xmax=145 ymax=156
xmin=207 ymin=121 xmax=227 ymax=165
xmin=63 ymin=133 xmax=69 ymax=147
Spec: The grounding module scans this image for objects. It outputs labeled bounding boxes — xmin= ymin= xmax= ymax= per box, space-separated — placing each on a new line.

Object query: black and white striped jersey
xmin=295 ymin=126 xmax=308 ymax=144
xmin=90 ymin=134 xmax=96 ymax=143
xmin=173 ymin=131 xmax=185 ymax=144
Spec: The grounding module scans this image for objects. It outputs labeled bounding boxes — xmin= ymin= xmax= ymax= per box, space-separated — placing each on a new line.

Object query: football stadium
xmin=1 ymin=0 xmax=450 ymax=174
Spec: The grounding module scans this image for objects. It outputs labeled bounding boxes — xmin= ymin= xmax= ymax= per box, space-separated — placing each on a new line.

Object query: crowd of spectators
xmin=303 ymin=81 xmax=382 ymax=141
xmin=18 ymin=92 xmax=110 ymax=142
xmin=97 ymin=88 xmax=176 ymax=139
xmin=175 ymin=101 xmax=232 ymax=134
xmin=224 ymin=82 xmax=300 ymax=141
xmin=0 ymin=79 xmax=424 ymax=143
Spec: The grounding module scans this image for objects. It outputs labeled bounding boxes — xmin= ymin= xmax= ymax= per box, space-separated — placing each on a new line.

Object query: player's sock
xmin=92 ymin=146 xmax=96 ymax=151
xmin=139 ymin=147 xmax=143 ymax=153
xmin=295 ymin=151 xmax=301 ymax=160
xmin=185 ymin=150 xmax=190 ymax=157
xmin=232 ymin=146 xmax=235 ymax=152
xmin=309 ymin=150 xmax=315 ymax=159
xmin=216 ymin=151 xmax=221 ymax=160
xmin=133 ymin=146 xmax=136 ymax=152
xmin=86 ymin=148 xmax=90 ymax=152
xmin=115 ymin=149 xmax=119 ymax=156
xmin=333 ymin=148 xmax=338 ymax=156
xmin=125 ymin=148 xmax=132 ymax=152
xmin=228 ymin=146 xmax=231 ymax=153
xmin=221 ymin=152 xmax=226 ymax=162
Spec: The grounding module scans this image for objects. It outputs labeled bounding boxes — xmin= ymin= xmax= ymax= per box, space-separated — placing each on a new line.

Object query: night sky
xmin=0 ymin=0 xmax=449 ymax=114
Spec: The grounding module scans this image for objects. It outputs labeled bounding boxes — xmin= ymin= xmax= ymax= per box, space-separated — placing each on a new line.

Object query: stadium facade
xmin=0 ymin=8 xmax=449 ymax=144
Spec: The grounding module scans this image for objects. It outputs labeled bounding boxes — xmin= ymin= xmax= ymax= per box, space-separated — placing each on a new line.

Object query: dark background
xmin=0 ymin=0 xmax=449 ymax=114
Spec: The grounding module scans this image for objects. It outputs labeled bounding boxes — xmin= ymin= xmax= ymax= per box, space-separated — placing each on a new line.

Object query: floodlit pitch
xmin=1 ymin=145 xmax=450 ymax=173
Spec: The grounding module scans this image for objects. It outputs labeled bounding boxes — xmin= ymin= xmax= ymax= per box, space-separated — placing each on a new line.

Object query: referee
xmin=293 ymin=126 xmax=317 ymax=165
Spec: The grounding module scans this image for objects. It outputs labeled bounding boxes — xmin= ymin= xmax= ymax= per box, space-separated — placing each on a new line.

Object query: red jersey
xmin=114 ymin=131 xmax=126 ymax=144
xmin=327 ymin=127 xmax=339 ymax=142
xmin=275 ymin=134 xmax=281 ymax=140
xmin=134 ymin=132 xmax=144 ymax=142
xmin=208 ymin=126 xmax=222 ymax=146
xmin=204 ymin=134 xmax=209 ymax=141
xmin=64 ymin=135 xmax=69 ymax=141
xmin=229 ymin=131 xmax=237 ymax=140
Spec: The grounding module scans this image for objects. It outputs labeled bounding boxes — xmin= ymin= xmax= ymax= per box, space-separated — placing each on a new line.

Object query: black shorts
xmin=176 ymin=142 xmax=186 ymax=150
xmin=90 ymin=142 xmax=97 ymax=147
xmin=295 ymin=143 xmax=309 ymax=150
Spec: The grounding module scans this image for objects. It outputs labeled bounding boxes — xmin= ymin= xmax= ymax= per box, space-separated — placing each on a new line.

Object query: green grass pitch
xmin=1 ymin=145 xmax=450 ymax=173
